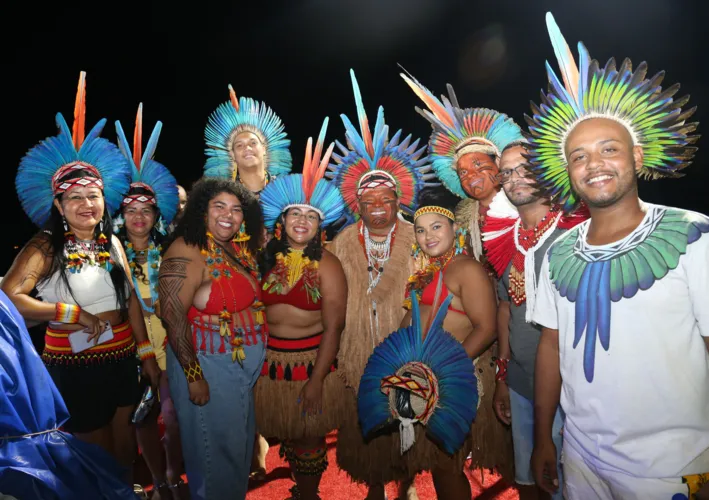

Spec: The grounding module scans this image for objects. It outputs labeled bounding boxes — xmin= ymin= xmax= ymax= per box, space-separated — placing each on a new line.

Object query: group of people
xmin=1 ymin=11 xmax=707 ymax=500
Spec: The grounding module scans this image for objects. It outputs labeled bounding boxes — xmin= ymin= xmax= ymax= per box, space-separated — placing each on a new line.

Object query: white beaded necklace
xmin=363 ymin=223 xmax=395 ymax=295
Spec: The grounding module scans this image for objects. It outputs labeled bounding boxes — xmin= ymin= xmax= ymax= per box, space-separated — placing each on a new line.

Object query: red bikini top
xmin=262 ymin=269 xmax=321 ymax=312
xmin=420 ymin=270 xmax=465 ymax=315
xmin=189 ymin=271 xmax=260 ymax=318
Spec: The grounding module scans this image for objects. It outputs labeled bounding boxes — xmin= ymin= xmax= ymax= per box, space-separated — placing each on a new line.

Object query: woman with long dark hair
xmin=113 ymin=105 xmax=186 ymax=500
xmin=256 ymin=119 xmax=348 ymax=500
xmin=158 ymin=177 xmax=266 ymax=500
xmin=2 ymin=72 xmax=160 ymax=480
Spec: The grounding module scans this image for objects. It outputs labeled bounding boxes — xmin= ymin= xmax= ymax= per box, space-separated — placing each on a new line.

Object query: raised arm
xmin=300 ymin=250 xmax=348 ymax=416
xmin=158 ymin=239 xmax=206 ymax=398
xmin=452 ymin=258 xmax=497 ymax=358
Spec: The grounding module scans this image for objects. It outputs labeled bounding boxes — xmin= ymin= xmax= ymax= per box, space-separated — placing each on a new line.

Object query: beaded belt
xmin=42 ymin=321 xmax=135 ymax=366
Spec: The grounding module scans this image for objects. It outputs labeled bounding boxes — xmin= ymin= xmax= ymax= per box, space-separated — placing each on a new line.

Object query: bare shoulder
xmin=446 ymin=255 xmax=487 ymax=280
xmin=320 ymin=249 xmax=345 ymax=273
xmin=163 ymin=237 xmax=201 ymax=260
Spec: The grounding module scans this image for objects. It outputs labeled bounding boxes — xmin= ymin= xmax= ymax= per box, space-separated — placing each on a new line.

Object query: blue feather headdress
xmin=401 ymin=71 xmax=524 ymax=199
xmin=260 ymin=118 xmax=345 ymax=231
xmin=16 ymin=72 xmax=131 ymax=227
xmin=358 ymin=293 xmax=478 ymax=456
xmin=525 ymin=12 xmax=700 ymax=211
xmin=326 ymin=69 xmax=436 ymax=218
xmin=114 ymin=103 xmax=179 ymax=226
xmin=204 ymin=85 xmax=292 ymax=181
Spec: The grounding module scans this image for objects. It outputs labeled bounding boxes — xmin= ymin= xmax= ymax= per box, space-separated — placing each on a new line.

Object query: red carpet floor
xmin=245 ymin=432 xmax=520 ymax=499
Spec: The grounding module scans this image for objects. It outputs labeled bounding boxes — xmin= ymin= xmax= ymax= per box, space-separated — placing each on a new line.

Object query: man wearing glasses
xmin=483 ymin=140 xmax=587 ymax=499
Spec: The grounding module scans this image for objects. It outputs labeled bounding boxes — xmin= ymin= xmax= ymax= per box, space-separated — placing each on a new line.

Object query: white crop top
xmin=37 ymin=260 xmax=129 ymax=315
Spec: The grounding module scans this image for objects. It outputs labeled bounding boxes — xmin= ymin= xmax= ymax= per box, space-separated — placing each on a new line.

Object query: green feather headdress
xmin=526 ymin=12 xmax=700 ymax=211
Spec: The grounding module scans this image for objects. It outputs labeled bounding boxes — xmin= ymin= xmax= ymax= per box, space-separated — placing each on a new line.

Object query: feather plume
xmin=133 ymin=103 xmax=143 ymax=168
xmin=228 ymin=84 xmax=240 ymax=111
xmin=72 ymin=71 xmax=87 ymax=150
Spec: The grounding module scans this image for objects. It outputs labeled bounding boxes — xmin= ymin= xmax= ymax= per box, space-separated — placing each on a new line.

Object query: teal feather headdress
xmin=401 ymin=71 xmax=524 ymax=199
xmin=16 ymin=72 xmax=131 ymax=227
xmin=115 ymin=103 xmax=179 ymax=225
xmin=358 ymin=293 xmax=477 ymax=456
xmin=260 ymin=118 xmax=344 ymax=230
xmin=204 ymin=85 xmax=292 ymax=181
xmin=326 ymin=69 xmax=436 ymax=218
xmin=526 ymin=12 xmax=700 ymax=211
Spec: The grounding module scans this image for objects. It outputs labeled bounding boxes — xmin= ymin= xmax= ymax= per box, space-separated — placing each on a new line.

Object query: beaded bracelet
xmin=495 ymin=357 xmax=509 ymax=382
xmin=183 ymin=361 xmax=204 ymax=383
xmin=55 ymin=303 xmax=81 ymax=324
xmin=136 ymin=340 xmax=156 ymax=361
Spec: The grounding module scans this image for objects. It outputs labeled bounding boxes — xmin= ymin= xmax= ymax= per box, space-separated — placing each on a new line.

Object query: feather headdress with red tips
xmin=204 ymin=84 xmax=292 ymax=181
xmin=16 ymin=71 xmax=131 ymax=227
xmin=260 ymin=117 xmax=345 ymax=230
xmin=115 ymin=103 xmax=179 ymax=225
xmin=401 ymin=70 xmax=524 ymax=199
xmin=326 ymin=69 xmax=436 ymax=218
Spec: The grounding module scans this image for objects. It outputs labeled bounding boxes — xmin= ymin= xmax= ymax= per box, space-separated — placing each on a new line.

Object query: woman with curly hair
xmin=256 ymin=120 xmax=347 ymax=500
xmin=113 ymin=106 xmax=187 ymax=500
xmin=158 ymin=177 xmax=266 ymax=500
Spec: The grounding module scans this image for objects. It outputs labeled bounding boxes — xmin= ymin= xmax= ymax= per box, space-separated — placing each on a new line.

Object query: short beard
xmin=506 ymin=190 xmax=539 ymax=207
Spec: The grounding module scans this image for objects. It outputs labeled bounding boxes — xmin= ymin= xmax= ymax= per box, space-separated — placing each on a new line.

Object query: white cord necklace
xmin=363 ymin=223 xmax=395 ymax=295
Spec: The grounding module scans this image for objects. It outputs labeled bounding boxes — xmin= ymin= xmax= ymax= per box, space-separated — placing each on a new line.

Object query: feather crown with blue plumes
xmin=358 ymin=292 xmax=478 ymax=456
xmin=400 ymin=70 xmax=524 ymax=199
xmin=114 ymin=103 xmax=179 ymax=227
xmin=326 ymin=69 xmax=436 ymax=219
xmin=204 ymin=84 xmax=292 ymax=182
xmin=16 ymin=72 xmax=131 ymax=227
xmin=525 ymin=12 xmax=700 ymax=212
xmin=260 ymin=117 xmax=345 ymax=231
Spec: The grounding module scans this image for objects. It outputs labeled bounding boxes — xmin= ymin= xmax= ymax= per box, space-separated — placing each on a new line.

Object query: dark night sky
xmin=3 ymin=0 xmax=707 ymax=270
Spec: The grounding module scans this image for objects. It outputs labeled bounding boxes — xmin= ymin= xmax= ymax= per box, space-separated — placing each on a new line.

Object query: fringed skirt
xmin=336 ymin=344 xmax=514 ymax=483
xmin=254 ymin=332 xmax=348 ymax=439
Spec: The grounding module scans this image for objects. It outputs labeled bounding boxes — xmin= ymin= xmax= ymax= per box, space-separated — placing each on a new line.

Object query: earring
xmin=274 ymin=222 xmax=282 ymax=241
xmin=320 ymin=228 xmax=327 ymax=246
xmin=99 ymin=220 xmax=104 ymax=233
xmin=62 ymin=216 xmax=68 ymax=233
xmin=233 ymin=222 xmax=251 ymax=243
xmin=454 ymin=227 xmax=468 ymax=255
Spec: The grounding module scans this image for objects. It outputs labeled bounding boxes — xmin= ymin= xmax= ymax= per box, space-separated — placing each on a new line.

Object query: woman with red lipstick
xmin=398 ymin=186 xmax=497 ymax=499
xmin=256 ymin=118 xmax=348 ymax=500
xmin=158 ymin=178 xmax=266 ymax=500
xmin=113 ymin=105 xmax=186 ymax=499
xmin=3 ymin=72 xmax=160 ymax=482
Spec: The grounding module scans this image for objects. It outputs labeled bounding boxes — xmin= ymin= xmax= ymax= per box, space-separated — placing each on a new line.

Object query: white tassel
xmin=517 ymin=213 xmax=562 ymax=322
xmin=399 ymin=418 xmax=417 ymax=454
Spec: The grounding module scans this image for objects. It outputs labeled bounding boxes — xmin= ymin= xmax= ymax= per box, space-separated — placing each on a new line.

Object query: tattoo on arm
xmin=159 ymin=257 xmax=196 ymax=368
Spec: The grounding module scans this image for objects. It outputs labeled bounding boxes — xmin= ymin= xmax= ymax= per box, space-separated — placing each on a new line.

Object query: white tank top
xmin=37 ymin=260 xmax=129 ymax=315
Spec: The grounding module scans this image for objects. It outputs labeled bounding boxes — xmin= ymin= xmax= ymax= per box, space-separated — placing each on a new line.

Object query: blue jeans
xmin=509 ymin=387 xmax=564 ymax=500
xmin=167 ymin=340 xmax=265 ymax=500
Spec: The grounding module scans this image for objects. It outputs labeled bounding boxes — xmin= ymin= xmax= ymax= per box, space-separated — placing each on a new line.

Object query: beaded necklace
xmin=262 ymin=249 xmax=321 ymax=304
xmin=203 ymin=232 xmax=264 ymax=365
xmin=404 ymin=245 xmax=458 ymax=309
xmin=64 ymin=231 xmax=113 ymax=273
xmin=358 ymin=221 xmax=398 ymax=295
xmin=125 ymin=240 xmax=161 ymax=313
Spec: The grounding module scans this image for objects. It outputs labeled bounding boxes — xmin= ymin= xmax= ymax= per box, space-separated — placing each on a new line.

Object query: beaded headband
xmin=414 ymin=205 xmax=455 ymax=222
xmin=51 ymin=162 xmax=104 ymax=196
xmin=122 ymin=182 xmax=157 ymax=207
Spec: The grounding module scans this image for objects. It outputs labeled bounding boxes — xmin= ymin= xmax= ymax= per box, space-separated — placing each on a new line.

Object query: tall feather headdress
xmin=401 ymin=71 xmax=524 ymax=199
xmin=16 ymin=72 xmax=131 ymax=227
xmin=204 ymin=85 xmax=292 ymax=181
xmin=326 ymin=69 xmax=436 ymax=218
xmin=358 ymin=293 xmax=478 ymax=456
xmin=260 ymin=118 xmax=344 ymax=230
xmin=525 ymin=12 xmax=700 ymax=211
xmin=115 ymin=103 xmax=179 ymax=225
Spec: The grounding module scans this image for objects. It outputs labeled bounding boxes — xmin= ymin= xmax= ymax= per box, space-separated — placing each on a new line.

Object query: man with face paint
xmin=326 ymin=70 xmax=434 ymax=500
xmin=482 ymin=140 xmax=588 ymax=499
xmin=528 ymin=13 xmax=709 ymax=500
xmin=203 ymin=84 xmax=294 ymax=480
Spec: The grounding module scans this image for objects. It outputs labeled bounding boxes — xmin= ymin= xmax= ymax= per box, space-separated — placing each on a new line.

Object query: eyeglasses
xmin=496 ymin=165 xmax=532 ymax=184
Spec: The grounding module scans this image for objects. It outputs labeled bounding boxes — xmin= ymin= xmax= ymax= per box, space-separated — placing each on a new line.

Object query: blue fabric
xmin=167 ymin=337 xmax=265 ymax=500
xmin=509 ymin=387 xmax=564 ymax=499
xmin=0 ymin=289 xmax=137 ymax=499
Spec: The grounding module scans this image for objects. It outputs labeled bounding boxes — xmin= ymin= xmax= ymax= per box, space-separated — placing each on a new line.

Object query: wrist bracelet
xmin=184 ymin=361 xmax=204 ymax=383
xmin=55 ymin=303 xmax=81 ymax=324
xmin=495 ymin=357 xmax=509 ymax=382
xmin=136 ymin=340 xmax=156 ymax=361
